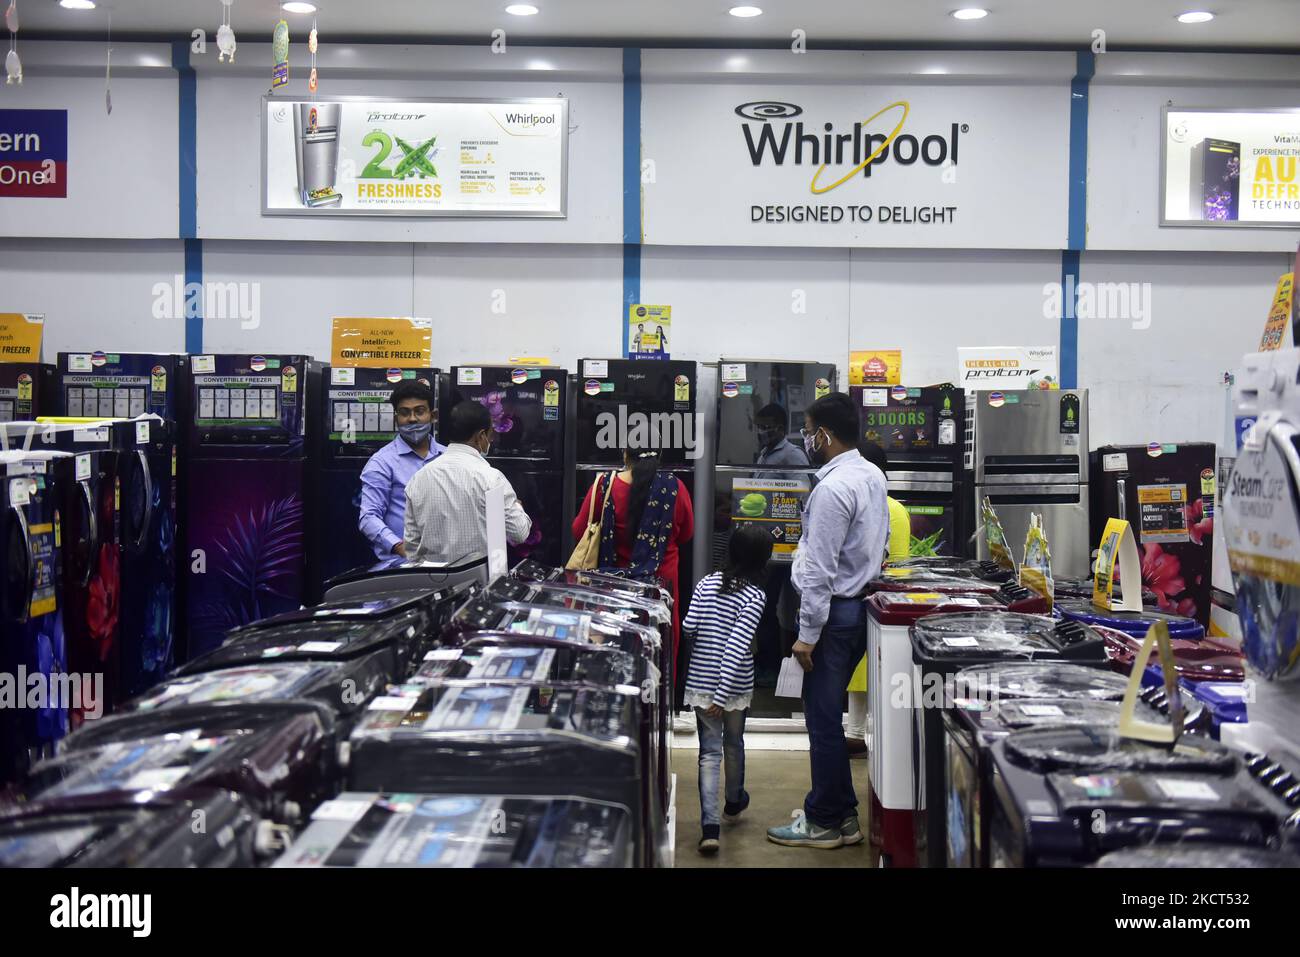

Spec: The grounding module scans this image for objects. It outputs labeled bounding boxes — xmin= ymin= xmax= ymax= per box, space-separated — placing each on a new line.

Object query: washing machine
xmin=403 ymin=634 xmax=642 ymax=692
xmin=1183 ymin=680 xmax=1251 ymax=738
xmin=1099 ymin=624 xmax=1243 ymax=684
xmin=126 ymin=660 xmax=390 ymax=738
xmin=942 ymin=661 xmax=1202 ymax=869
xmin=274 ymin=792 xmax=634 ymax=868
xmin=0 ymin=790 xmax=266 ymax=868
xmin=1054 ymin=597 xmax=1205 ymax=641
xmin=985 ymin=726 xmax=1282 ymax=867
xmin=865 ymin=589 xmax=1007 ymax=865
xmin=11 ymin=700 xmax=339 ymax=830
xmin=321 ymin=558 xmax=487 ymax=603
xmin=870 ymin=567 xmax=1051 ymax=613
xmin=887 ymin=556 xmax=1016 ymax=584
xmin=909 ymin=611 xmax=1109 ymax=867
xmin=1054 ymin=577 xmax=1157 ymax=604
xmin=510 ymin=558 xmax=674 ymax=607
xmin=178 ymin=586 xmax=472 ymax=687
xmin=1092 ymin=844 xmax=1300 ymax=868
xmin=345 ymin=678 xmax=657 ymax=866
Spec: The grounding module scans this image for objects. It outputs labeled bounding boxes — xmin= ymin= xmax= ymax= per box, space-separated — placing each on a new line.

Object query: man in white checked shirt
xmin=403 ymin=400 xmax=532 ymax=565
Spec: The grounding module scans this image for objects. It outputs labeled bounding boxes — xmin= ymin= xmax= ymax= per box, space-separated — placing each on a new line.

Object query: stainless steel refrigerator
xmin=970 ymin=389 xmax=1091 ymax=577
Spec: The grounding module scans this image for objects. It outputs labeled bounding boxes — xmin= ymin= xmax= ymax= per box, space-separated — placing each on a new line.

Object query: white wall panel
xmin=199 ymin=241 xmax=415 ymax=356
xmin=848 ymin=249 xmax=1062 ymax=387
xmin=0 ymin=238 xmax=185 ymax=355
xmin=412 ymin=244 xmax=623 ymax=369
xmin=1076 ymin=250 xmax=1290 ymax=447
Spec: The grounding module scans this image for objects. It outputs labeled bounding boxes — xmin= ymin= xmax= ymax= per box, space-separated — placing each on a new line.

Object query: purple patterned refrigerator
xmin=183 ymin=354 xmax=321 ymax=661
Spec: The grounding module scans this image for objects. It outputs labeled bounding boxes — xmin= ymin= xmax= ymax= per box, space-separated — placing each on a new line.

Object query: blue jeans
xmin=802 ymin=597 xmax=868 ymax=829
xmin=696 ymin=706 xmax=747 ymax=828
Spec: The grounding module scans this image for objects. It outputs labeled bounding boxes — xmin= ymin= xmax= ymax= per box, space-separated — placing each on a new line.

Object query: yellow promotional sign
xmin=848 ymin=350 xmax=902 ymax=386
xmin=331 ymin=317 xmax=433 ymax=368
xmin=628 ymin=304 xmax=671 ymax=359
xmin=0 ymin=314 xmax=45 ymax=363
xmin=1260 ymin=273 xmax=1293 ymax=351
xmin=1092 ymin=517 xmax=1144 ymax=612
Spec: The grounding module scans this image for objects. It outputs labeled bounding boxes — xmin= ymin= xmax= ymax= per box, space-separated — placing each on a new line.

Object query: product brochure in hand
xmin=731 ymin=477 xmax=810 ymax=561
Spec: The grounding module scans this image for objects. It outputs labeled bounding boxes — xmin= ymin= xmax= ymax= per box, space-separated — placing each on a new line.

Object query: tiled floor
xmin=672 ymin=745 xmax=878 ymax=868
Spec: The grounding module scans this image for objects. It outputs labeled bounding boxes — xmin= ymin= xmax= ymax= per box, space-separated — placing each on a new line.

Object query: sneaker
xmin=839 ymin=815 xmax=864 ymax=846
xmin=722 ymin=790 xmax=751 ymax=824
xmin=766 ymin=810 xmax=844 ymax=849
xmin=698 ymin=825 xmax=720 ymax=855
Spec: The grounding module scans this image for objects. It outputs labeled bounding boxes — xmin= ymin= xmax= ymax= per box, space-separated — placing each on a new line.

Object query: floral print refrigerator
xmin=1091 ymin=442 xmax=1216 ymax=627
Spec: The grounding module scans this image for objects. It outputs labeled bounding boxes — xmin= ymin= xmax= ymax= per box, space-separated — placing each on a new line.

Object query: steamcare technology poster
xmin=263 ymin=97 xmax=566 ymax=216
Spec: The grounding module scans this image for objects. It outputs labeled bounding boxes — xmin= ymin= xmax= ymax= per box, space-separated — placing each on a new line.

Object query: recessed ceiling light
xmin=1176 ymin=11 xmax=1214 ymax=23
xmin=58 ymin=0 xmax=97 ymax=9
xmin=281 ymin=2 xmax=317 ymax=13
xmin=506 ymin=4 xmax=540 ymax=15
xmin=729 ymin=6 xmax=764 ymax=17
xmin=951 ymin=8 xmax=989 ymax=20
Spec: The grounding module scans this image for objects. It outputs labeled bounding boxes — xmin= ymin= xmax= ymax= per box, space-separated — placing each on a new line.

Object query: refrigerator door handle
xmin=981 ymin=484 xmax=1082 ymax=499
xmin=78 ymin=479 xmax=99 ymax=589
xmin=887 ymin=480 xmax=954 ymax=493
xmin=1116 ymin=477 xmax=1127 ymax=522
xmin=10 ymin=502 xmax=33 ymax=624
xmin=134 ymin=449 xmax=154 ymax=552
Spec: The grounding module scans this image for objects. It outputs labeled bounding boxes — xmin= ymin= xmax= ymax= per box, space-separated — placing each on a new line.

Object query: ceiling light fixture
xmin=281 ymin=2 xmax=317 ymax=14
xmin=951 ymin=8 xmax=989 ymax=20
xmin=729 ymin=6 xmax=763 ymax=18
xmin=506 ymin=4 xmax=540 ymax=15
xmin=1176 ymin=11 xmax=1214 ymax=23
xmin=58 ymin=0 xmax=97 ymax=9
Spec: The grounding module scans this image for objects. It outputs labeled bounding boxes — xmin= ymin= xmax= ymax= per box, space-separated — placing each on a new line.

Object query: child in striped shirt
xmin=683 ymin=525 xmax=774 ymax=854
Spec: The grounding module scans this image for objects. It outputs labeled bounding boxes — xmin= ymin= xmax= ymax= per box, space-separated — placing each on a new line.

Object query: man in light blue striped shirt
xmin=768 ymin=392 xmax=888 ymax=850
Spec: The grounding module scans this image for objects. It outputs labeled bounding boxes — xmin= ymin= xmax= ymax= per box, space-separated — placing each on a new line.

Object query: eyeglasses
xmin=798 ymin=427 xmax=822 ymax=440
xmin=395 ymin=405 xmax=430 ymax=421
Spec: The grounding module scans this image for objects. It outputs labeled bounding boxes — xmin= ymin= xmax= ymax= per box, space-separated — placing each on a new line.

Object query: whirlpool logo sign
xmin=736 ymin=100 xmax=966 ymax=193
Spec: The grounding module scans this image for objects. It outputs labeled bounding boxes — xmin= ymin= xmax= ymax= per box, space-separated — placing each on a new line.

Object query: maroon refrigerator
xmin=1090 ymin=442 xmax=1216 ymax=626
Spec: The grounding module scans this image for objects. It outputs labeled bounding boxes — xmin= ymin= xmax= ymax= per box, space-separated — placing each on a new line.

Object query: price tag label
xmin=136 ymin=421 xmax=151 ymax=445
xmin=192 ymin=355 xmax=216 ymax=374
xmin=75 ymin=453 xmax=92 ymax=482
xmin=457 ymin=368 xmax=482 ymax=386
xmin=583 ymin=360 xmax=608 ymax=378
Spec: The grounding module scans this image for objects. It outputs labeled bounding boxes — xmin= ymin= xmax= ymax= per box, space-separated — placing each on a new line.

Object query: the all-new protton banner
xmin=263 ymin=96 xmax=567 ymax=217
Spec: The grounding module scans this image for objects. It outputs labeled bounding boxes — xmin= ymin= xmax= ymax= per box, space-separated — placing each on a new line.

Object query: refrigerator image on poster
xmin=184 ymin=354 xmax=320 ymax=662
xmin=969 ymin=389 xmax=1091 ymax=578
xmin=441 ymin=365 xmax=569 ymax=569
xmin=0 ymin=362 xmax=55 ymax=423
xmin=313 ymin=365 xmax=438 ymax=598
xmin=0 ymin=451 xmax=66 ymax=786
xmin=1189 ymin=138 xmax=1241 ymax=222
xmin=852 ymin=382 xmax=966 ymax=557
xmin=1091 ymin=442 xmax=1216 ymax=627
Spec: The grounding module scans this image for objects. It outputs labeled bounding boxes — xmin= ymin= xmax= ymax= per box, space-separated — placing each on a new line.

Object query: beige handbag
xmin=566 ymin=471 xmax=617 ymax=570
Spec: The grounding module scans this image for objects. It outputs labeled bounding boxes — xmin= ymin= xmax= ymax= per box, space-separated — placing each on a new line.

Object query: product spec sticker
xmin=1154 ymin=778 xmax=1220 ymax=802
xmin=1018 ymin=704 xmax=1065 ymax=717
xmin=457 ymin=368 xmax=482 ymax=385
xmin=720 ymin=363 xmax=746 ymax=382
xmin=136 ymin=421 xmax=151 ymax=445
xmin=331 ymin=367 xmax=356 ymax=385
xmin=67 ymin=354 xmax=93 ymax=372
xmin=191 ymin=355 xmax=216 ymax=374
xmin=1137 ymin=483 xmax=1190 ymax=544
xmin=583 ymin=360 xmax=609 ymax=378
xmin=861 ymin=389 xmax=888 ymax=407
xmin=75 ymin=453 xmax=92 ymax=481
xmin=1102 ymin=452 xmax=1129 ymax=472
xmin=942 ymin=636 xmax=980 ymax=648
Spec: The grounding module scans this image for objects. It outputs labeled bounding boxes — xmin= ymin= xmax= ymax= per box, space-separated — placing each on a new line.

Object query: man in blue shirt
xmin=767 ymin=392 xmax=888 ymax=850
xmin=357 ymin=380 xmax=445 ymax=562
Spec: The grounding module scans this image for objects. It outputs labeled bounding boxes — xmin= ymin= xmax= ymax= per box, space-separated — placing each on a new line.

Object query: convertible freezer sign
xmin=262 ymin=97 xmax=567 ymax=217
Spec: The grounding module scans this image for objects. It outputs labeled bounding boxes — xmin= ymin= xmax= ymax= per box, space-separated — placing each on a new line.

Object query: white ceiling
xmin=16 ymin=0 xmax=1300 ymax=48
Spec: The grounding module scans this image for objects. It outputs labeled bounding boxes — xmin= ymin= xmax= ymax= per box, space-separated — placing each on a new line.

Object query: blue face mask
xmin=398 ymin=422 xmax=432 ymax=444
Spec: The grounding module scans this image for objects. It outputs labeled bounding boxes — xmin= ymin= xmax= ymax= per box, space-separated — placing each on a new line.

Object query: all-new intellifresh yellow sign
xmin=0 ymin=314 xmax=44 ymax=362
xmin=331 ymin=317 xmax=433 ymax=368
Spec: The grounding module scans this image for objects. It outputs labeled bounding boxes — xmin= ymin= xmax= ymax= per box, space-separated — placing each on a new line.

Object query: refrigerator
xmin=573 ymin=357 xmax=697 ymax=572
xmin=714 ymin=360 xmax=829 ymax=698
xmin=441 ymin=364 xmax=569 ymax=569
xmin=0 ymin=361 xmax=55 ymax=423
xmin=0 ymin=451 xmax=66 ymax=785
xmin=969 ymin=389 xmax=1091 ymax=577
xmin=1190 ymin=138 xmax=1241 ymax=223
xmin=852 ymin=382 xmax=966 ymax=557
xmin=313 ymin=364 xmax=438 ymax=598
xmin=1091 ymin=442 xmax=1216 ymax=627
xmin=184 ymin=354 xmax=321 ymax=662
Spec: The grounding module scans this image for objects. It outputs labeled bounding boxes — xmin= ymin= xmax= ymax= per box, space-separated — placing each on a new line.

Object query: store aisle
xmin=673 ymin=748 xmax=877 ymax=867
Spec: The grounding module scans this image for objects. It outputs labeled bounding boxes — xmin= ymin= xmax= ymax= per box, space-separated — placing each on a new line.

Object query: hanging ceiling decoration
xmin=217 ymin=0 xmax=236 ymax=63
xmin=5 ymin=0 xmax=22 ymax=85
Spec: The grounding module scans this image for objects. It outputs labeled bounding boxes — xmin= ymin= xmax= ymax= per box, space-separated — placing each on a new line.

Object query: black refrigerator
xmin=1090 ymin=442 xmax=1216 ymax=627
xmin=0 ymin=361 xmax=55 ymax=423
xmin=440 ymin=365 xmax=569 ymax=569
xmin=183 ymin=354 xmax=321 ymax=662
xmin=850 ymin=382 xmax=966 ymax=557
xmin=313 ymin=364 xmax=438 ymax=598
